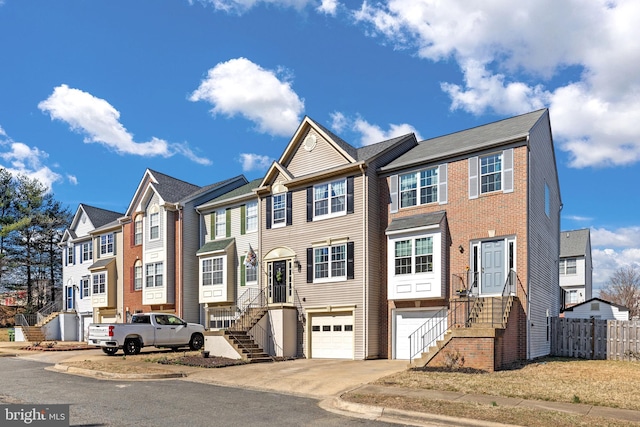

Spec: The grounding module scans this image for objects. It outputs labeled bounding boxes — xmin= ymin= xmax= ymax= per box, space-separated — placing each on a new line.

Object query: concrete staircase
xmin=21 ymin=325 xmax=46 ymax=342
xmin=223 ymin=330 xmax=273 ymax=363
xmin=224 ymin=306 xmax=272 ymax=363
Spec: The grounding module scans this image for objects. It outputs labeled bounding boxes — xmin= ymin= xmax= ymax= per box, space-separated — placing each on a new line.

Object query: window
xmin=145 ymin=262 xmax=163 ymax=287
xmin=480 ymin=153 xmax=502 ymax=194
xmin=202 ymin=257 xmax=224 ymax=286
xmin=566 ymin=290 xmax=578 ymax=304
xmin=92 ymin=273 xmax=106 ymax=294
xmin=134 ymin=262 xmax=142 ymax=291
xmin=246 ymin=263 xmax=257 ymax=283
xmin=314 ymin=179 xmax=346 ymax=218
xmin=559 ymin=258 xmax=577 ymax=275
xmin=214 ymin=209 xmax=226 ymax=238
xmin=245 ymin=201 xmax=257 ymax=233
xmin=134 ymin=216 xmax=143 ymax=245
xmin=149 ymin=213 xmax=159 ymax=240
xmin=273 ymin=193 xmax=286 ymax=226
xmin=394 ymin=237 xmax=433 ymax=275
xmin=81 ymin=278 xmax=90 ymax=298
xmin=67 ymin=245 xmax=74 ymax=265
xmin=100 ymin=234 xmax=113 ymax=255
xmin=314 ymin=244 xmax=346 ymax=280
xmin=400 ymin=168 xmax=438 ymax=208
xmin=82 ymin=241 xmax=93 ymax=262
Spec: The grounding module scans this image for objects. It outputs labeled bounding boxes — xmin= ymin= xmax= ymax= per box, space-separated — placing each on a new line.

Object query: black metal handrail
xmin=36 ymin=300 xmax=62 ymax=324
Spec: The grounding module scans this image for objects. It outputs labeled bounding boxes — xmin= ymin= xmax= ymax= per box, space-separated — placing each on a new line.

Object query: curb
xmin=49 ymin=364 xmax=188 ymax=380
xmin=322 ymin=397 xmax=521 ymax=427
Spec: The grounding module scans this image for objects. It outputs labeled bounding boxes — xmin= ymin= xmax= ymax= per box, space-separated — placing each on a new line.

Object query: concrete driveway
xmin=183 ymin=358 xmax=408 ymax=398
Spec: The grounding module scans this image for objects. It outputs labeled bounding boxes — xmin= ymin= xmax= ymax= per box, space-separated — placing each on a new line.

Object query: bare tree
xmin=600 ymin=265 xmax=640 ymax=319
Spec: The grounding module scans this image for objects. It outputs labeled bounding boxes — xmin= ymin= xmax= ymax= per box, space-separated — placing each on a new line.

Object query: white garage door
xmin=394 ymin=309 xmax=446 ymax=360
xmin=311 ymin=313 xmax=354 ymax=359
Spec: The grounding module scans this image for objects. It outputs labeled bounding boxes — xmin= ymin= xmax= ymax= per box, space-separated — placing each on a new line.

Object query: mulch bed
xmin=156 ymin=355 xmax=250 ymax=368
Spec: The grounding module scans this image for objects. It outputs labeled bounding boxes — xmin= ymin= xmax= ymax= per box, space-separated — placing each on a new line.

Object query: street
xmin=0 ymin=357 xmax=402 ymax=426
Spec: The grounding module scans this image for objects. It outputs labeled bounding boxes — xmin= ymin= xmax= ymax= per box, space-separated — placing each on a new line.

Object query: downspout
xmin=526 ymin=136 xmax=532 ymax=360
xmin=360 ymin=164 xmax=368 ymax=359
xmin=175 ymin=203 xmax=182 ymax=318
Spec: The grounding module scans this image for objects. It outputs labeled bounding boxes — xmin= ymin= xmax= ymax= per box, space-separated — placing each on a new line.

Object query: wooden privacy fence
xmin=551 ymin=318 xmax=640 ymax=360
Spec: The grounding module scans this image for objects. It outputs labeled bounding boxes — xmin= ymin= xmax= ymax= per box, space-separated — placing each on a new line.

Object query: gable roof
xmin=560 ymin=228 xmax=591 ymax=258
xmin=197 ymin=178 xmax=262 ymax=211
xmin=79 ymin=204 xmax=123 ymax=229
xmin=380 ymin=109 xmax=548 ymax=173
xmin=146 ymin=169 xmax=201 ymax=203
xmin=562 ymin=297 xmax=629 ymax=313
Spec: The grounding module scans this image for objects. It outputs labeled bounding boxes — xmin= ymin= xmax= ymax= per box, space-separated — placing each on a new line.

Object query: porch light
xmin=458 ymin=245 xmax=464 ymax=253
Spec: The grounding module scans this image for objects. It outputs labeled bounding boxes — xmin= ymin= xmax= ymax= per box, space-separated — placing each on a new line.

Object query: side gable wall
xmin=527 ymin=114 xmax=561 ymax=358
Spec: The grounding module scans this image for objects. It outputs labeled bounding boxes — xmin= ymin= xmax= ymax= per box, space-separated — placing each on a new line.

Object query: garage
xmin=394 ymin=309 xmax=446 ymax=360
xmin=310 ymin=312 xmax=354 ymax=359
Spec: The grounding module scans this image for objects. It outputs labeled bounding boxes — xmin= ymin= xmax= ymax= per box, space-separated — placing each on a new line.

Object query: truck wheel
xmin=102 ymin=347 xmax=118 ymax=356
xmin=124 ymin=338 xmax=141 ymax=355
xmin=189 ymin=333 xmax=204 ymax=351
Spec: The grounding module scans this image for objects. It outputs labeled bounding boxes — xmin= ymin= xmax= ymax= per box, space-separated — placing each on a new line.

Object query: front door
xmin=272 ymin=260 xmax=287 ymax=303
xmin=481 ymin=240 xmax=504 ymax=295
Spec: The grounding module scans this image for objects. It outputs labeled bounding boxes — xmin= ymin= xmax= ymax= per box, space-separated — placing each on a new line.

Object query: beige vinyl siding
xmin=229 ymin=201 xmax=260 ymax=300
xmin=527 ymin=112 xmax=561 ymax=359
xmin=262 ymin=173 xmax=368 ymax=358
xmin=286 ymin=130 xmax=352 ymax=177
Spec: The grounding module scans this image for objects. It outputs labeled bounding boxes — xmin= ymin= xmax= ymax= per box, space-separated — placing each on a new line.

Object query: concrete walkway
xmin=2 ymin=342 xmax=640 ymax=426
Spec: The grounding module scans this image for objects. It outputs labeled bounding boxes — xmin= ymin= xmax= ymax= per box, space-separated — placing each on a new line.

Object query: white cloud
xmin=67 ymin=174 xmax=78 ymax=185
xmin=194 ymin=0 xmax=313 ymax=14
xmin=563 ymin=214 xmax=593 ymax=222
xmin=591 ymin=226 xmax=640 ymax=248
xmin=239 ymin=153 xmax=273 ymax=171
xmin=39 ymin=84 xmax=211 ymax=165
xmin=0 ymin=131 xmax=62 ymax=192
xmin=329 ymin=112 xmax=348 ymax=133
xmin=190 ymin=58 xmax=304 ymax=137
xmin=317 ymin=0 xmax=339 ymax=15
xmin=352 ymin=0 xmax=640 ymax=168
xmin=330 ymin=113 xmax=421 ymax=146
xmin=588 ymin=226 xmax=640 ymax=295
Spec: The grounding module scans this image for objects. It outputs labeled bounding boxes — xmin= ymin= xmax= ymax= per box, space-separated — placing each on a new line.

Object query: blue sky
xmin=1 ymin=0 xmax=639 ymax=295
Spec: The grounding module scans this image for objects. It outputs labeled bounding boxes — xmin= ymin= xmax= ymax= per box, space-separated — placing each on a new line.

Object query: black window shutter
xmin=306 ymin=247 xmax=313 ymax=283
xmin=306 ymin=187 xmax=313 ymax=222
xmin=347 ymin=176 xmax=354 ymax=214
xmin=265 ymin=195 xmax=272 ymax=229
xmin=347 ymin=241 xmax=355 ymax=279
xmin=286 ymin=191 xmax=292 ymax=226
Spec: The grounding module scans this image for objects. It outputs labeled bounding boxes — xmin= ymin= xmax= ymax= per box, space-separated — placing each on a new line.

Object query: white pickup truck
xmin=87 ymin=313 xmax=205 ymax=356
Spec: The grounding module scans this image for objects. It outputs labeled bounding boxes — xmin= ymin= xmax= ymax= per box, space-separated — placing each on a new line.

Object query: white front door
xmin=311 ymin=313 xmax=354 ymax=359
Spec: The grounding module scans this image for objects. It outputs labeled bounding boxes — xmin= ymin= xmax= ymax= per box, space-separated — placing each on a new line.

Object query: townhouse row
xmin=60 ymin=108 xmax=561 ymax=370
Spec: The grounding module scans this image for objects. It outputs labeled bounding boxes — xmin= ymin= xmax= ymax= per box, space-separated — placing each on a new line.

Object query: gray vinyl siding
xmin=526 ymin=111 xmax=561 ymax=359
xmin=286 ymin=130 xmax=352 ymax=177
xmin=181 ymin=200 xmax=202 ymax=324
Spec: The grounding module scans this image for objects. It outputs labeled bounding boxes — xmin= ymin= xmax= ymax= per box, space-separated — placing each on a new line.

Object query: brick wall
xmin=122 ymin=217 xmax=148 ymax=317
